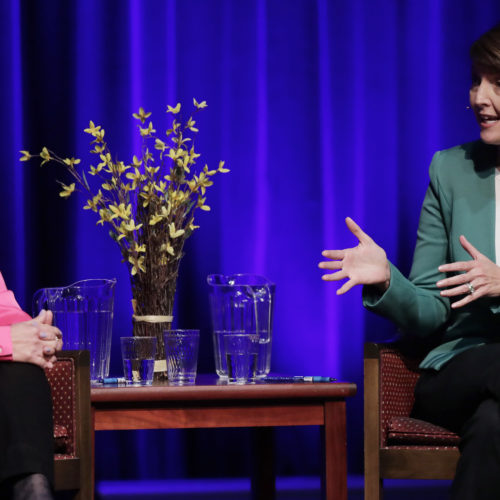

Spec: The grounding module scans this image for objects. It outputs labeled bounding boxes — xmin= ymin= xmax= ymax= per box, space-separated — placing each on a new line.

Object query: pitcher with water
xmin=33 ymin=278 xmax=116 ymax=382
xmin=207 ymin=274 xmax=275 ymax=379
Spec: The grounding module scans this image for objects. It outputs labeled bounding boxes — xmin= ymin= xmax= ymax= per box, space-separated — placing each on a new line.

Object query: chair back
xmin=377 ymin=345 xmax=422 ymax=446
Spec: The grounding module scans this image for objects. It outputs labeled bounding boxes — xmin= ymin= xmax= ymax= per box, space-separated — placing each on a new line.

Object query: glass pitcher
xmin=33 ymin=278 xmax=116 ymax=382
xmin=207 ymin=274 xmax=275 ymax=379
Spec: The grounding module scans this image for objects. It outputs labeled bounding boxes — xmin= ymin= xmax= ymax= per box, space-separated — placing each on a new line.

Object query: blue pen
xmin=99 ymin=377 xmax=127 ymax=384
xmin=265 ymin=376 xmax=336 ymax=383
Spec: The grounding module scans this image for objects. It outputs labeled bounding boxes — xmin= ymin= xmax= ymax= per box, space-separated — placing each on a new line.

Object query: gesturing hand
xmin=318 ymin=217 xmax=391 ymax=295
xmin=436 ymin=235 xmax=500 ymax=309
xmin=11 ymin=309 xmax=63 ymax=369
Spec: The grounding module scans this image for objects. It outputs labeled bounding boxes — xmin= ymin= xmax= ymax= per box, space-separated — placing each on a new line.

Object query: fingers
xmin=320 ymin=250 xmax=345 ymax=261
xmin=337 ymin=279 xmax=356 ymax=295
xmin=436 ymin=272 xmax=471 ymax=289
xmin=38 ymin=309 xmax=54 ymax=325
xmin=439 ymin=282 xmax=476 ymax=298
xmin=460 ymin=235 xmax=481 ymax=259
xmin=345 ymin=217 xmax=371 ymax=244
xmin=321 ymin=270 xmax=348 ymax=282
xmin=438 ymin=260 xmax=473 ymax=274
xmin=318 ymin=260 xmax=343 ymax=271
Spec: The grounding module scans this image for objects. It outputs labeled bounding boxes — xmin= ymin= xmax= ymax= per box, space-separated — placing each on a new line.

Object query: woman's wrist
xmin=373 ymin=262 xmax=391 ymax=293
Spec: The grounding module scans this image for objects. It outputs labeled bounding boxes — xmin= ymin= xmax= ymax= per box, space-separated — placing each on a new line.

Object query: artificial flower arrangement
xmin=21 ymin=99 xmax=228 ymax=360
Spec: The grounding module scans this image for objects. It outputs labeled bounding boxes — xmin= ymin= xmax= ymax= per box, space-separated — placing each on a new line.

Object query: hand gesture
xmin=436 ymin=235 xmax=500 ymax=308
xmin=11 ymin=309 xmax=63 ymax=369
xmin=318 ymin=217 xmax=391 ymax=294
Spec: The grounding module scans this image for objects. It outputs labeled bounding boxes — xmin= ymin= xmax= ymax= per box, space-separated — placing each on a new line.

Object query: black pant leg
xmin=411 ymin=343 xmax=500 ymax=500
xmin=451 ymin=398 xmax=500 ymax=499
xmin=412 ymin=343 xmax=500 ymax=433
xmin=0 ymin=362 xmax=54 ymax=485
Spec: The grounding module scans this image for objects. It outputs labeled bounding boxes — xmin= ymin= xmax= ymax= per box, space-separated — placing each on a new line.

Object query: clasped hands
xmin=11 ymin=309 xmax=63 ymax=369
xmin=318 ymin=218 xmax=500 ymax=309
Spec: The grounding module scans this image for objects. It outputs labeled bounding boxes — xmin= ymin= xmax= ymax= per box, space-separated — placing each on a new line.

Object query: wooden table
xmin=91 ymin=375 xmax=356 ymax=500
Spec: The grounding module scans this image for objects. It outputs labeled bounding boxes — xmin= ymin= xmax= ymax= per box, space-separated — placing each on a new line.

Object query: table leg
xmin=322 ymin=400 xmax=347 ymax=500
xmin=251 ymin=427 xmax=276 ymax=500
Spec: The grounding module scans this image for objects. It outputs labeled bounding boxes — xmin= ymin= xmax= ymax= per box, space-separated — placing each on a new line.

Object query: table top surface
xmin=91 ymin=374 xmax=357 ymax=403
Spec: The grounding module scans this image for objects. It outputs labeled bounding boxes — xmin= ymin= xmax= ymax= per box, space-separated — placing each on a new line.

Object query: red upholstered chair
xmin=364 ymin=342 xmax=460 ymax=500
xmin=45 ymin=350 xmax=92 ymax=499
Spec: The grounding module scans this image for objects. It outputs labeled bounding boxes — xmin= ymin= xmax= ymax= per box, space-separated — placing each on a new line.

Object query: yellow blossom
xmin=114 ymin=161 xmax=129 ymax=175
xmin=155 ymin=180 xmax=167 ymax=193
xmin=109 ymin=203 xmax=132 ymax=220
xmin=83 ymin=191 xmax=103 ymax=212
xmin=145 ymin=166 xmax=160 ymax=175
xmin=140 ymin=122 xmax=156 ymax=137
xmin=132 ymin=107 xmax=152 ymax=124
xmin=63 ymin=157 xmax=81 ymax=167
xmin=19 ymin=151 xmax=31 ymax=161
xmin=84 ymin=121 xmax=102 ymax=136
xmin=132 ymin=242 xmax=146 ymax=253
xmin=122 ymin=219 xmax=143 ymax=232
xmin=155 ymin=139 xmax=166 ymax=152
xmin=40 ymin=147 xmax=51 ymax=165
xmin=97 ymin=208 xmax=112 ymax=225
xmin=125 ymin=167 xmax=143 ymax=189
xmin=149 ymin=214 xmax=163 ymax=226
xmin=193 ymin=98 xmax=207 ymax=109
xmin=128 ymin=255 xmax=146 ymax=275
xmin=168 ymin=223 xmax=185 ymax=239
xmin=98 ymin=153 xmax=112 ymax=169
xmin=59 ymin=183 xmax=75 ymax=198
xmin=186 ymin=117 xmax=198 ymax=132
xmin=203 ymin=164 xmax=216 ymax=176
xmin=218 ymin=160 xmax=230 ymax=173
xmin=197 ymin=197 xmax=210 ymax=211
xmin=89 ymin=164 xmax=104 ymax=176
xmin=161 ymin=243 xmax=175 ymax=256
xmin=167 ymin=103 xmax=181 ymax=114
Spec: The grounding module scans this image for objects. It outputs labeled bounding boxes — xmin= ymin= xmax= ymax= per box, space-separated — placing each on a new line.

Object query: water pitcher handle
xmin=32 ymin=288 xmax=48 ymax=318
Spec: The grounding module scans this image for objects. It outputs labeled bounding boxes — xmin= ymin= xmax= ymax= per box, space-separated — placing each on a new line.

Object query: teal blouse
xmin=363 ymin=141 xmax=500 ymax=369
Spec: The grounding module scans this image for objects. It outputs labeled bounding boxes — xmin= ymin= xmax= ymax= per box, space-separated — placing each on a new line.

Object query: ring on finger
xmin=466 ymin=282 xmax=475 ymax=295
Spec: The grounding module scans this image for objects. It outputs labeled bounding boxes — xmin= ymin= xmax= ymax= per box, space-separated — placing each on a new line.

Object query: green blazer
xmin=363 ymin=140 xmax=500 ymax=369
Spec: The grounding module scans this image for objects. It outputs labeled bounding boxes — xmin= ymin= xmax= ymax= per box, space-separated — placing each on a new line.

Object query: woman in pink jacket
xmin=0 ymin=273 xmax=62 ymax=499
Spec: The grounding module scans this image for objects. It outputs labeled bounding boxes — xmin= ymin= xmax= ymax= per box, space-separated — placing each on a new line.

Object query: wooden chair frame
xmin=52 ymin=350 xmax=92 ymax=499
xmin=364 ymin=342 xmax=460 ymax=500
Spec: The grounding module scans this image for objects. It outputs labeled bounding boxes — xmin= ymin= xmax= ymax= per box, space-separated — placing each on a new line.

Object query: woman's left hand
xmin=436 ymin=235 xmax=500 ymax=308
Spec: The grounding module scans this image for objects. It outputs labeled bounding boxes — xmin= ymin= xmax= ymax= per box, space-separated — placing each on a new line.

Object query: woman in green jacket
xmin=319 ymin=23 xmax=500 ymax=499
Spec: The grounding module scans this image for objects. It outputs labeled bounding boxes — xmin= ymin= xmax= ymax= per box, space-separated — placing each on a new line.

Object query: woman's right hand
xmin=10 ymin=310 xmax=63 ymax=369
xmin=318 ymin=217 xmax=391 ymax=295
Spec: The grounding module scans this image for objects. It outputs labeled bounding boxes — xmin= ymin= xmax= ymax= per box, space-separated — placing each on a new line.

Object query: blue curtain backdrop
xmin=2 ymin=0 xmax=500 ymax=483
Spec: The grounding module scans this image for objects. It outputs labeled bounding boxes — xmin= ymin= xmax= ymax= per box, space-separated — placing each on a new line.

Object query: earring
xmin=466 ymin=106 xmax=471 ymax=110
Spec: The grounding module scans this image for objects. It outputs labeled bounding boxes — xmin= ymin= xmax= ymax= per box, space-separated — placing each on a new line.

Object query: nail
xmin=40 ymin=332 xmax=48 ymax=339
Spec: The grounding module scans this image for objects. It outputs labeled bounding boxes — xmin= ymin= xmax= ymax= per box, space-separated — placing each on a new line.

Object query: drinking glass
xmin=120 ymin=336 xmax=157 ymax=386
xmin=164 ymin=330 xmax=200 ymax=385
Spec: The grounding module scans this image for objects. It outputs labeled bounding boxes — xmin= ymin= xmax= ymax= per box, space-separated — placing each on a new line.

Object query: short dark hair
xmin=470 ymin=23 xmax=500 ymax=75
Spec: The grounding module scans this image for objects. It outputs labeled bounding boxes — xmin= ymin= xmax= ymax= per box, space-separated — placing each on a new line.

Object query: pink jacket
xmin=0 ymin=273 xmax=31 ymax=360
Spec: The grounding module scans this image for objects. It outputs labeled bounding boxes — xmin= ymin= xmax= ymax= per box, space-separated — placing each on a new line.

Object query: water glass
xmin=223 ymin=333 xmax=259 ymax=384
xmin=120 ymin=336 xmax=157 ymax=386
xmin=164 ymin=330 xmax=200 ymax=385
